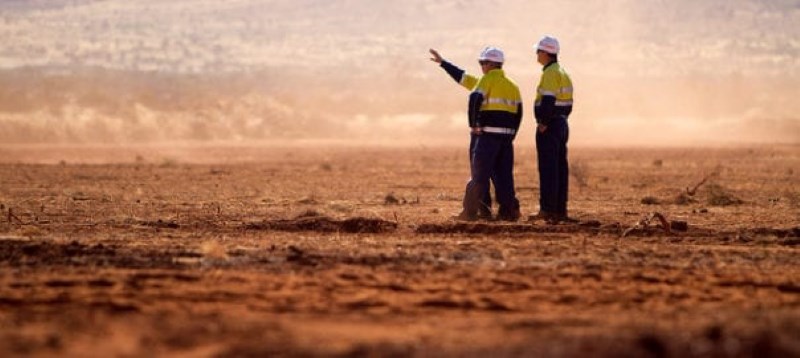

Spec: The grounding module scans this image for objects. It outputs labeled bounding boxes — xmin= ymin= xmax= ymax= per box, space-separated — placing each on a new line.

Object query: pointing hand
xmin=429 ymin=49 xmax=443 ymax=64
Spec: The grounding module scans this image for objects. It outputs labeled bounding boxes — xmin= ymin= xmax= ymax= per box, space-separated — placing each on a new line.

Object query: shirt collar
xmin=542 ymin=61 xmax=557 ymax=71
xmin=486 ymin=68 xmax=504 ymax=76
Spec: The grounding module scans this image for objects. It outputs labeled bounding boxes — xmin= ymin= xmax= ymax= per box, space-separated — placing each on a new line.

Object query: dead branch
xmin=621 ymin=212 xmax=671 ymax=238
xmin=686 ymin=167 xmax=722 ymax=196
xmin=7 ymin=208 xmax=27 ymax=225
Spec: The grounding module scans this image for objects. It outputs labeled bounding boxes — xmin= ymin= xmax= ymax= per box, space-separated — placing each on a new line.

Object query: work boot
xmin=527 ymin=211 xmax=559 ymax=224
xmin=452 ymin=210 xmax=478 ymax=222
xmin=557 ymin=215 xmax=580 ymax=224
xmin=478 ymin=208 xmax=494 ymax=221
xmin=496 ymin=208 xmax=521 ymax=222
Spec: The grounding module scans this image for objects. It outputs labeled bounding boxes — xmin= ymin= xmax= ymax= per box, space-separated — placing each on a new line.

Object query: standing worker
xmin=429 ymin=48 xmax=494 ymax=219
xmin=430 ymin=47 xmax=523 ymax=221
xmin=528 ymin=35 xmax=574 ymax=223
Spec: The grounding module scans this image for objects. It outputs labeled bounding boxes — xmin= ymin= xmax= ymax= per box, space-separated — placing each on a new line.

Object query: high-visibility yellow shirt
xmin=439 ymin=61 xmax=522 ymax=132
xmin=473 ymin=69 xmax=522 ymax=115
xmin=534 ymin=62 xmax=573 ymax=124
xmin=468 ymin=69 xmax=522 ymax=131
xmin=459 ymin=73 xmax=479 ymax=91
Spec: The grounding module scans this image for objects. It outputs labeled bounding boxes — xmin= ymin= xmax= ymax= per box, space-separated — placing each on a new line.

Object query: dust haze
xmin=0 ymin=0 xmax=798 ymax=146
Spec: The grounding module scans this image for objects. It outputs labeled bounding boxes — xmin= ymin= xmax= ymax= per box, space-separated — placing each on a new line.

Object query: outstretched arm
xmin=429 ymin=48 xmax=478 ymax=90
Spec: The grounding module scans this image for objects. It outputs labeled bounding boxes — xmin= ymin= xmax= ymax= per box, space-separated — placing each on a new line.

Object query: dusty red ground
xmin=0 ymin=144 xmax=798 ymax=357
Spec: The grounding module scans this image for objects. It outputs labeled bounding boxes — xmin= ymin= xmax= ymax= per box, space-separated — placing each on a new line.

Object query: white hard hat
xmin=478 ymin=47 xmax=504 ymax=63
xmin=536 ymin=36 xmax=560 ymax=55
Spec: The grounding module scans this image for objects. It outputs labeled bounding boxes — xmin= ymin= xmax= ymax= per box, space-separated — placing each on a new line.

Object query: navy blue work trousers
xmin=470 ymin=133 xmax=493 ymax=214
xmin=464 ymin=134 xmax=519 ymax=216
xmin=535 ymin=117 xmax=569 ymax=215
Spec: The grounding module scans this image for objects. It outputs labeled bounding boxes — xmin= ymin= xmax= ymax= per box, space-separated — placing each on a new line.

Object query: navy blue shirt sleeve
xmin=535 ymin=95 xmax=556 ymax=126
xmin=439 ymin=60 xmax=465 ymax=84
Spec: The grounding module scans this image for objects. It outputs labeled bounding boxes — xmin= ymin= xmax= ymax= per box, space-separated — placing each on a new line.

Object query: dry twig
xmin=7 ymin=208 xmax=26 ymax=225
xmin=686 ymin=167 xmax=722 ymax=196
xmin=622 ymin=212 xmax=671 ymax=237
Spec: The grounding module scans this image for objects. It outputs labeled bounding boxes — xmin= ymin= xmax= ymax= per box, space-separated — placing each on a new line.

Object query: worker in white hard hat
xmin=430 ymin=47 xmax=522 ymax=221
xmin=527 ymin=35 xmax=575 ymax=224
xmin=429 ymin=48 xmax=494 ymax=219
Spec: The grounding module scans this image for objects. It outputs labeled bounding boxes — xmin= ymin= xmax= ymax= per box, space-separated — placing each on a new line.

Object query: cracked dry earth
xmin=0 ymin=144 xmax=798 ymax=357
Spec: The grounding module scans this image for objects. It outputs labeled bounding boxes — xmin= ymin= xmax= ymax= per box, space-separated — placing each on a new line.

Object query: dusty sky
xmin=0 ymin=0 xmax=798 ymax=145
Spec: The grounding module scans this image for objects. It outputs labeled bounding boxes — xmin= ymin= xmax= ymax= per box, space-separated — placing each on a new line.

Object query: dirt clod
xmin=707 ymin=184 xmax=744 ymax=206
xmin=641 ymin=196 xmax=660 ymax=205
xmin=384 ymin=193 xmax=401 ymax=205
xmin=246 ymin=215 xmax=397 ymax=233
xmin=670 ymin=220 xmax=689 ymax=232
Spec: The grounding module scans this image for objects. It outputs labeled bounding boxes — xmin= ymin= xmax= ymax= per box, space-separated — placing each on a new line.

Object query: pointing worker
xmin=430 ymin=48 xmax=494 ymax=219
xmin=528 ymin=35 xmax=575 ymax=223
xmin=431 ymin=47 xmax=523 ymax=221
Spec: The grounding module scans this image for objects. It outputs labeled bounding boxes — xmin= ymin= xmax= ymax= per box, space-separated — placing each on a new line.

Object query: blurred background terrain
xmin=0 ymin=0 xmax=798 ymax=145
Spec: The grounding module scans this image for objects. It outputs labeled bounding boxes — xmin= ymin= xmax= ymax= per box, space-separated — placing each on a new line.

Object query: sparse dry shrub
xmin=652 ymin=159 xmax=663 ymax=167
xmin=707 ymin=183 xmax=744 ymax=206
xmin=686 ymin=166 xmax=723 ymax=196
xmin=570 ymin=161 xmax=589 ymax=189
xmin=674 ymin=192 xmax=697 ymax=205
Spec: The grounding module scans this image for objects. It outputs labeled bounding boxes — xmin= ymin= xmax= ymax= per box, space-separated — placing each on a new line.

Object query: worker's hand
xmin=537 ymin=124 xmax=548 ymax=133
xmin=429 ymin=49 xmax=443 ymax=64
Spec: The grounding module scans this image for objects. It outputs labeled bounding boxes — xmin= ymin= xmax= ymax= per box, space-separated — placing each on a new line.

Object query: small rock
xmin=670 ymin=220 xmax=689 ymax=232
xmin=384 ymin=193 xmax=401 ymax=205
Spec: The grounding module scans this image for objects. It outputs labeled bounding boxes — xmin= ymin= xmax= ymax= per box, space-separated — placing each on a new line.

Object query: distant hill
xmin=1 ymin=0 xmax=797 ymax=75
xmin=0 ymin=0 xmax=797 ymax=144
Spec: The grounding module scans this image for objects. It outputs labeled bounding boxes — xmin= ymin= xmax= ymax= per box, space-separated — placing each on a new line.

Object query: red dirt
xmin=0 ymin=144 xmax=798 ymax=357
